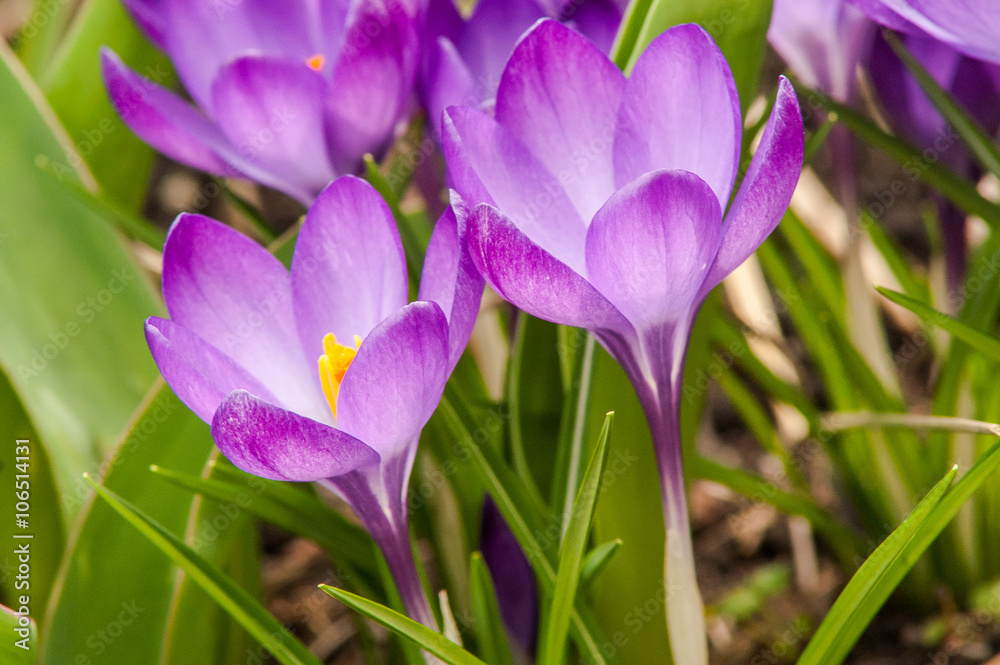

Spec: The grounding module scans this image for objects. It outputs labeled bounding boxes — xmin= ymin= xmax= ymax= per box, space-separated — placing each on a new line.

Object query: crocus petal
xmin=458 ymin=0 xmax=548 ymax=92
xmin=212 ymin=390 xmax=380 ymax=482
xmin=291 ymin=176 xmax=409 ymax=362
xmin=495 ymin=20 xmax=625 ymax=223
xmin=423 ymin=37 xmax=480 ymax=139
xmin=585 ymin=169 xmax=722 ymax=331
xmin=418 ymin=206 xmax=485 ymax=370
xmin=862 ymin=0 xmax=1000 ymax=64
xmin=467 ymin=203 xmax=633 ymax=336
xmin=145 ymin=317 xmax=278 ymax=422
xmin=337 ymin=302 xmax=451 ymax=460
xmin=100 ymin=49 xmax=314 ymax=203
xmin=101 ymin=49 xmax=235 ymax=177
xmin=443 ymin=106 xmax=588 ymax=273
xmin=701 ymin=77 xmax=803 ymax=294
xmin=614 ymin=23 xmax=742 ymax=210
xmin=211 ymin=55 xmax=335 ymax=195
xmin=122 ymin=0 xmax=167 ymax=50
xmin=768 ymin=0 xmax=876 ymax=102
xmin=162 ymin=213 xmax=326 ymax=420
xmin=160 ymin=0 xmax=320 ymax=109
xmin=560 ymin=0 xmax=624 ymax=53
xmin=480 ymin=496 xmax=538 ymax=653
xmin=325 ymin=2 xmax=420 ymax=172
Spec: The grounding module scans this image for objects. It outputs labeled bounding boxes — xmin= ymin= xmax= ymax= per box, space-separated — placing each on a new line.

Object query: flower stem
xmin=637 ymin=384 xmax=708 ymax=665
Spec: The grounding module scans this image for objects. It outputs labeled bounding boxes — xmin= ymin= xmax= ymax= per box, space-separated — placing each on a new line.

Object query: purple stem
xmin=324 ymin=472 xmax=438 ymax=630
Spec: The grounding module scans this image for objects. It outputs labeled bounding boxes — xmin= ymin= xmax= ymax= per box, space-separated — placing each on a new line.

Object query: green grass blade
xmin=150 ymin=463 xmax=381 ymax=589
xmin=439 ymin=387 xmax=613 ymax=665
xmin=580 ymin=539 xmax=623 ymax=587
xmin=691 ymin=456 xmax=863 ymax=566
xmin=611 ymin=0 xmax=656 ymax=68
xmin=795 ymin=467 xmax=957 ymax=665
xmin=877 ymin=287 xmax=1000 ymax=361
xmin=468 ymin=553 xmax=515 ymax=665
xmin=320 ymin=586 xmax=487 ymax=665
xmin=805 ymin=85 xmax=1000 ymax=227
xmin=862 ymin=214 xmax=927 ymax=302
xmin=85 ymin=475 xmax=324 ymax=665
xmin=539 ymin=413 xmax=614 ymax=665
xmin=882 ymin=30 xmax=1000 ymax=180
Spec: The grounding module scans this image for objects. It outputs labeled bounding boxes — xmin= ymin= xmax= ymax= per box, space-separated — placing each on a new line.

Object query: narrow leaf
xmin=85 ymin=475 xmax=324 ymax=665
xmin=877 ymin=287 xmax=1000 ymax=362
xmin=469 ymin=553 xmax=515 ymax=665
xmin=796 ymin=466 xmax=957 ymax=665
xmin=539 ymin=413 xmax=614 ymax=665
xmin=580 ymin=539 xmax=623 ymax=587
xmin=320 ymin=586 xmax=487 ymax=665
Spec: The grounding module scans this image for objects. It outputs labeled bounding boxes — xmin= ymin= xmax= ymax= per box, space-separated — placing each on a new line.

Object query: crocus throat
xmin=306 ymin=54 xmax=326 ymax=72
xmin=318 ymin=333 xmax=361 ymax=418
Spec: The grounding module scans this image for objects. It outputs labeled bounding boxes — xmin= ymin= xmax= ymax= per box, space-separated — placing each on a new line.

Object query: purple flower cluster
xmin=113 ymin=4 xmax=806 ymax=664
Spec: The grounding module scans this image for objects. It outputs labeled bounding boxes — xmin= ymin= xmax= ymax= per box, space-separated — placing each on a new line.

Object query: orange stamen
xmin=318 ymin=333 xmax=362 ymax=418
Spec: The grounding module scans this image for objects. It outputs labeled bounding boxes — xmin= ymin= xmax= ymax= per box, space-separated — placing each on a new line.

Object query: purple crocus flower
xmin=768 ymin=0 xmax=877 ymax=103
xmin=421 ymin=0 xmax=626 ymax=138
xmin=102 ymin=0 xmax=424 ymax=204
xmin=480 ymin=496 xmax=538 ymax=654
xmin=144 ymin=175 xmax=482 ymax=626
xmin=869 ymin=31 xmax=1000 ymax=288
xmin=851 ymin=0 xmax=1000 ymax=65
xmin=443 ymin=19 xmax=803 ymax=664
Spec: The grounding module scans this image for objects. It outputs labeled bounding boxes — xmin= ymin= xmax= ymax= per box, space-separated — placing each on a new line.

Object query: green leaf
xmin=439 ymin=387 xmax=614 ymax=665
xmin=40 ymin=384 xmax=214 ymax=665
xmin=39 ymin=0 xmax=176 ymax=211
xmin=611 ymin=0 xmax=656 ymax=68
xmin=580 ymin=540 xmax=623 ymax=587
xmin=321 ymin=586 xmax=487 ymax=665
xmin=882 ymin=30 xmax=1000 ymax=181
xmin=86 ymin=475 xmax=323 ymax=665
xmin=15 ymin=0 xmax=78 ymax=77
xmin=796 ymin=466 xmax=958 ymax=665
xmin=626 ymin=0 xmax=773 ymax=110
xmin=158 ymin=451 xmax=262 ymax=665
xmin=877 ymin=287 xmax=1000 ymax=362
xmin=539 ymin=413 xmax=614 ymax=665
xmin=691 ymin=456 xmax=863 ymax=567
xmin=807 ymin=85 xmax=1000 ymax=228
xmin=468 ymin=553 xmax=515 ymax=665
xmin=0 ymin=603 xmax=36 ymax=664
xmin=862 ymin=213 xmax=927 ymax=303
xmin=150 ymin=462 xmax=382 ymax=594
xmin=0 ymin=41 xmax=162 ymax=527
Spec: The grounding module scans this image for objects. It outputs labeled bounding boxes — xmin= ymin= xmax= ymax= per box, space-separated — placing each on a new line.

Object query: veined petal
xmin=291 ymin=176 xmax=409 ymax=363
xmin=585 ymin=170 xmax=722 ymax=330
xmin=418 ymin=206 xmax=485 ymax=370
xmin=864 ymin=0 xmax=1000 ymax=64
xmin=211 ymin=55 xmax=335 ymax=196
xmin=701 ymin=77 xmax=803 ymax=294
xmin=467 ymin=203 xmax=632 ymax=336
xmin=614 ymin=23 xmax=742 ymax=210
xmin=101 ymin=49 xmax=235 ymax=178
xmin=326 ymin=1 xmax=420 ymax=172
xmin=337 ymin=302 xmax=451 ymax=460
xmin=101 ymin=49 xmax=316 ymax=203
xmin=560 ymin=0 xmax=624 ymax=53
xmin=122 ymin=0 xmax=167 ymax=50
xmin=145 ymin=317 xmax=278 ymax=422
xmin=443 ymin=106 xmax=588 ymax=273
xmin=162 ymin=213 xmax=326 ymax=420
xmin=495 ymin=20 xmax=625 ymax=224
xmin=160 ymin=0 xmax=321 ymax=110
xmin=423 ymin=37 xmax=480 ymax=139
xmin=458 ymin=0 xmax=548 ymax=91
xmin=212 ymin=390 xmax=380 ymax=482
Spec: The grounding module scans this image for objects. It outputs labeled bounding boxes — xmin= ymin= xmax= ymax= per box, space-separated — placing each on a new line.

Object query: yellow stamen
xmin=318 ymin=333 xmax=362 ymax=418
xmin=306 ymin=54 xmax=326 ymax=71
